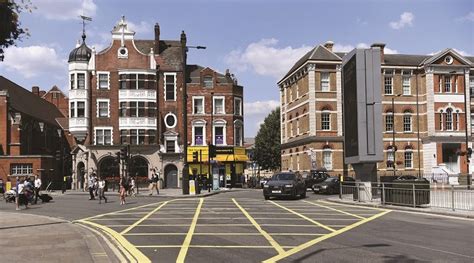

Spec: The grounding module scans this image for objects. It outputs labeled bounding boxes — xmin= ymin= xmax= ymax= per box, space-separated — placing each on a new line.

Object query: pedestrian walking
xmin=34 ymin=175 xmax=42 ymax=204
xmin=62 ymin=175 xmax=67 ymax=194
xmin=128 ymin=177 xmax=136 ymax=197
xmin=149 ymin=169 xmax=159 ymax=195
xmin=119 ymin=176 xmax=128 ymax=205
xmin=98 ymin=177 xmax=107 ymax=204
xmin=0 ymin=179 xmax=5 ymax=200
xmin=93 ymin=174 xmax=99 ymax=197
xmin=88 ymin=174 xmax=96 ymax=200
xmin=24 ymin=177 xmax=33 ymax=204
xmin=17 ymin=178 xmax=28 ymax=210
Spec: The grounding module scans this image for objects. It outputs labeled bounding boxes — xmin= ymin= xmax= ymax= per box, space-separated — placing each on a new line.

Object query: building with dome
xmin=68 ymin=17 xmax=246 ymax=190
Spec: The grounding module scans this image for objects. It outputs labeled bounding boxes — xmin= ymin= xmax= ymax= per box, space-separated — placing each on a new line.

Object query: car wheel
xmin=264 ymin=195 xmax=269 ymax=200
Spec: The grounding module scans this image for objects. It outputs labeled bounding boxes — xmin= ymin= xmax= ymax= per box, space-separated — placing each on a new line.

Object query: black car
xmin=304 ymin=168 xmax=329 ymax=189
xmin=263 ymin=172 xmax=306 ymax=200
xmin=312 ymin=176 xmax=356 ymax=194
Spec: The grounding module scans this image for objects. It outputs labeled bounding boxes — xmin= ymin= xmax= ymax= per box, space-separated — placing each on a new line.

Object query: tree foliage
xmin=0 ymin=0 xmax=33 ymax=57
xmin=254 ymin=107 xmax=281 ymax=171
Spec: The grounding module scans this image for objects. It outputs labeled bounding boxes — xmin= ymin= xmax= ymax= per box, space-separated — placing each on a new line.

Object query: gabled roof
xmin=187 ymin=64 xmax=233 ymax=84
xmin=0 ymin=76 xmax=64 ymax=126
xmin=41 ymin=85 xmax=68 ymax=99
xmin=280 ymin=45 xmax=341 ymax=83
xmin=421 ymin=48 xmax=473 ymax=66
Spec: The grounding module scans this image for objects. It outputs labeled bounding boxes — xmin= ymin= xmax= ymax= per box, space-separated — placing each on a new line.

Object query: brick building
xmin=68 ymin=17 xmax=245 ymax=189
xmin=279 ymin=41 xmax=473 ymax=177
xmin=0 ymin=76 xmax=71 ymax=188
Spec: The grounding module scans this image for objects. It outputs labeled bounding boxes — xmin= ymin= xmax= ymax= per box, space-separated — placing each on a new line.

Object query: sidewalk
xmin=326 ymin=197 xmax=474 ymax=219
xmin=0 ymin=212 xmax=119 ymax=263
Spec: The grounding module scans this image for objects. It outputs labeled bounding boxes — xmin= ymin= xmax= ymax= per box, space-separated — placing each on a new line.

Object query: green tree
xmin=0 ymin=0 xmax=34 ymax=58
xmin=254 ymin=107 xmax=281 ymax=171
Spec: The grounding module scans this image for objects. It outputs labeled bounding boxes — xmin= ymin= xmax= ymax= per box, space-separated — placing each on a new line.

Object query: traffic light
xmin=209 ymin=144 xmax=216 ymax=158
xmin=192 ymin=151 xmax=199 ymax=162
xmin=120 ymin=146 xmax=128 ymax=160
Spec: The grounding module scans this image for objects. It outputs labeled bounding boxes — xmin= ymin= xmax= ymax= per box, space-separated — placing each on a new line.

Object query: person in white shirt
xmin=98 ymin=177 xmax=107 ymax=204
xmin=34 ymin=175 xmax=42 ymax=204
xmin=17 ymin=178 xmax=28 ymax=210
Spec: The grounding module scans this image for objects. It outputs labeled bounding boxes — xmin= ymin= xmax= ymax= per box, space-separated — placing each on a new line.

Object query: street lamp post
xmin=391 ymin=94 xmax=401 ymax=177
xmin=180 ymin=31 xmax=206 ymax=195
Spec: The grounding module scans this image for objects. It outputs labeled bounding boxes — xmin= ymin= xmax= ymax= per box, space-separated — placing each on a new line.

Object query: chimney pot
xmin=324 ymin=40 xmax=334 ymax=52
xmin=154 ymin=23 xmax=160 ymax=54
xmin=32 ymin=86 xmax=40 ymax=96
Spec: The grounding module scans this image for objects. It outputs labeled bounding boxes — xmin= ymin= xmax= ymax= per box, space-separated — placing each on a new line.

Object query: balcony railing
xmin=69 ymin=117 xmax=88 ymax=130
xmin=119 ymin=89 xmax=156 ymax=100
xmin=119 ymin=117 xmax=156 ymax=128
xmin=69 ymin=89 xmax=88 ymax=100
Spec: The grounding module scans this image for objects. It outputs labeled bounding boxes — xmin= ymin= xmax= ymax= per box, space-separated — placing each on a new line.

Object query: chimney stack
xmin=371 ymin=43 xmax=386 ymax=63
xmin=32 ymin=86 xmax=40 ymax=96
xmin=324 ymin=40 xmax=334 ymax=52
xmin=154 ymin=23 xmax=160 ymax=54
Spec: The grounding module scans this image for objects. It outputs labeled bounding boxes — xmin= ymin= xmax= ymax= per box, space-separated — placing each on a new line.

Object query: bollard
xmin=357 ymin=182 xmax=360 ymax=202
xmin=339 ymin=181 xmax=342 ymax=200
xmin=382 ymin=183 xmax=385 ymax=205
xmin=451 ymin=185 xmax=455 ymax=211
xmin=412 ymin=184 xmax=416 ymax=208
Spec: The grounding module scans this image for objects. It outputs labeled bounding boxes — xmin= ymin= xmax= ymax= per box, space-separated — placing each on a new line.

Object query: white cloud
xmin=456 ymin=12 xmax=474 ymax=22
xmin=225 ymin=38 xmax=312 ymax=79
xmin=333 ymin=43 xmax=398 ymax=54
xmin=127 ymin=21 xmax=152 ymax=35
xmin=389 ymin=12 xmax=414 ymax=30
xmin=245 ymin=100 xmax=279 ymax=115
xmin=34 ymin=0 xmax=97 ymax=20
xmin=0 ymin=45 xmax=65 ymax=78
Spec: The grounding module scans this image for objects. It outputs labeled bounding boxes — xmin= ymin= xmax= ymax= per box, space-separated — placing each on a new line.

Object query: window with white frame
xmin=323 ymin=149 xmax=332 ymax=170
xmin=470 ymin=77 xmax=474 ymax=97
xmin=193 ymin=97 xmax=204 ymax=114
xmin=164 ymin=113 xmax=177 ymax=129
xmin=402 ymin=72 xmax=411 ymax=95
xmin=70 ymin=102 xmax=75 ymax=118
xmin=234 ymin=97 xmax=242 ymax=116
xmin=203 ymin=76 xmax=213 ymax=88
xmin=290 ymin=121 xmax=293 ymax=137
xmin=10 ymin=164 xmax=33 ymax=176
xmin=296 ymin=117 xmax=300 ymax=134
xmin=235 ymin=123 xmax=243 ymax=146
xmin=95 ymin=128 xmax=112 ymax=145
xmin=445 ymin=108 xmax=453 ymax=130
xmin=385 ymin=113 xmax=394 ymax=132
xmin=213 ymin=121 xmax=226 ymax=145
xmin=213 ymin=97 xmax=225 ymax=114
xmin=321 ymin=72 xmax=330 ymax=91
xmin=77 ymin=73 xmax=85 ymax=89
xmin=97 ymin=72 xmax=109 ymax=89
xmin=166 ymin=140 xmax=176 ymax=153
xmin=321 ymin=112 xmax=330 ymax=130
xmin=119 ymin=102 xmax=127 ymax=117
xmin=119 ymin=73 xmax=155 ymax=90
xmin=97 ymin=99 xmax=109 ymax=118
xmin=404 ymin=150 xmax=413 ymax=168
xmin=387 ymin=150 xmax=394 ymax=168
xmin=471 ymin=113 xmax=474 ymax=134
xmin=164 ymin=73 xmax=176 ymax=101
xmin=193 ymin=125 xmax=205 ymax=146
xmin=444 ymin=76 xmax=451 ymax=93
xmin=70 ymin=74 xmax=75 ymax=89
xmin=384 ymin=70 xmax=393 ymax=95
xmin=77 ymin=101 xmax=85 ymax=117
xmin=403 ymin=113 xmax=412 ymax=132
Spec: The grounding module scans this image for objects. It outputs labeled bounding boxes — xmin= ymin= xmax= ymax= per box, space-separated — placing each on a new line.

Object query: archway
xmin=130 ymin=156 xmax=149 ymax=179
xmin=98 ymin=156 xmax=120 ymax=179
xmin=164 ymin=164 xmax=178 ymax=188
xmin=77 ymin=162 xmax=85 ymax=190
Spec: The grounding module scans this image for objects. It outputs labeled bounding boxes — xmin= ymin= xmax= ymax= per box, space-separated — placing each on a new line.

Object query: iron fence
xmin=340 ymin=182 xmax=474 ymax=211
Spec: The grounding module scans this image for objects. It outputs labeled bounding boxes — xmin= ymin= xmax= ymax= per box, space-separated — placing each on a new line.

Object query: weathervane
xmin=79 ymin=15 xmax=92 ymax=42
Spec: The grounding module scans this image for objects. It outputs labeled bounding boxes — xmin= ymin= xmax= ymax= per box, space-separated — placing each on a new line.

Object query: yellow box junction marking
xmin=120 ymin=201 xmax=170 ymax=235
xmin=303 ymin=200 xmax=366 ymax=220
xmin=262 ymin=209 xmax=391 ymax=262
xmin=232 ymin=198 xmax=285 ymax=255
xmin=269 ymin=201 xmax=336 ymax=232
xmin=176 ymin=198 xmax=204 ymax=263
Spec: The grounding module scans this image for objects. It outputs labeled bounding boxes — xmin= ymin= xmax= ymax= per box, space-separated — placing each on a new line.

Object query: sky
xmin=0 ymin=0 xmax=473 ymax=137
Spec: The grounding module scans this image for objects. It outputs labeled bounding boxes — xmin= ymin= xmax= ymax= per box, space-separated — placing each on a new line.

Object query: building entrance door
xmin=77 ymin=162 xmax=85 ymax=190
xmin=164 ymin=164 xmax=178 ymax=188
xmin=442 ymin=143 xmax=460 ymax=173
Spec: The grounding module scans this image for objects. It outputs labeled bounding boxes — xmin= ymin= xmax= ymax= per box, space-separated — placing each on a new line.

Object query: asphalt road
xmin=2 ymin=190 xmax=473 ymax=262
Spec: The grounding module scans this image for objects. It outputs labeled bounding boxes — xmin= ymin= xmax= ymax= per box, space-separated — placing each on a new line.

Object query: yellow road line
xmin=124 ymin=232 xmax=265 ymax=236
xmin=232 ymin=198 xmax=285 ymax=255
xmin=77 ymin=219 xmax=151 ymax=263
xmin=261 ymin=224 xmax=348 ymax=227
xmin=136 ymin=245 xmax=298 ymax=249
xmin=262 ymin=209 xmax=391 ymax=262
xmin=303 ymin=200 xmax=366 ymax=219
xmin=269 ymin=201 xmax=336 ymax=232
xmin=79 ymin=201 xmax=167 ymax=221
xmin=318 ymin=200 xmax=389 ymax=211
xmin=177 ymin=198 xmax=204 ymax=263
xmin=120 ymin=201 xmax=170 ymax=235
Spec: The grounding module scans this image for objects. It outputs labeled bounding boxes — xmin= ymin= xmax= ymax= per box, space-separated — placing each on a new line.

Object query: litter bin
xmin=388 ymin=177 xmax=430 ymax=206
xmin=353 ymin=182 xmax=372 ymax=201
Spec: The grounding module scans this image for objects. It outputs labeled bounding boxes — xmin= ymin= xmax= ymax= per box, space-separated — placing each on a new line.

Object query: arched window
xmin=192 ymin=120 xmax=206 ymax=146
xmin=322 ymin=146 xmax=332 ymax=170
xmin=296 ymin=113 xmax=300 ymax=135
xmin=321 ymin=111 xmax=330 ymax=130
xmin=403 ymin=112 xmax=412 ymax=132
xmin=404 ymin=148 xmax=413 ymax=169
xmin=213 ymin=119 xmax=227 ymax=145
xmin=445 ymin=108 xmax=453 ymax=131
xmin=385 ymin=110 xmax=394 ymax=132
xmin=439 ymin=110 xmax=444 ymax=131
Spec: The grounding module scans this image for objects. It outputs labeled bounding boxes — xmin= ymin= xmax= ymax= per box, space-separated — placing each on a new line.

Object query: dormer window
xmin=203 ymin=76 xmax=213 ymax=88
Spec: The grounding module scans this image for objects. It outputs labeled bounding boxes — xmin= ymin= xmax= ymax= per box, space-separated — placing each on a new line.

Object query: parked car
xmin=304 ymin=168 xmax=329 ymax=189
xmin=312 ymin=176 xmax=356 ymax=194
xmin=263 ymin=172 xmax=306 ymax=200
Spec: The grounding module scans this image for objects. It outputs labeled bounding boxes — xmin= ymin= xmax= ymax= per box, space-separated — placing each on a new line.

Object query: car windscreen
xmin=272 ymin=173 xmax=295 ymax=181
xmin=324 ymin=177 xmax=338 ymax=183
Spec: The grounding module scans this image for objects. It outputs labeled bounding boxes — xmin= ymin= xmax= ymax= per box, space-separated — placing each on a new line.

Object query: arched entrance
xmin=98 ymin=156 xmax=119 ymax=179
xmin=77 ymin=162 xmax=85 ymax=190
xmin=130 ymin=156 xmax=149 ymax=179
xmin=164 ymin=164 xmax=178 ymax=188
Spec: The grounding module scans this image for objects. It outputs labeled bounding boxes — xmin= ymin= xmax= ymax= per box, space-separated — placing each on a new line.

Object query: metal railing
xmin=340 ymin=182 xmax=474 ymax=211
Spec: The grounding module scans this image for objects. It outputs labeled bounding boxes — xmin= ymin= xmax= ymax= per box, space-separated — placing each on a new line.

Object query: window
xmin=471 ymin=113 xmax=474 ymax=134
xmin=138 ymin=102 xmax=146 ymax=117
xmin=120 ymin=130 xmax=127 ymax=144
xmin=164 ymin=113 xmax=177 ymax=128
xmin=77 ymin=73 xmax=85 ymax=89
xmin=404 ymin=151 xmax=413 ymax=169
xmin=97 ymin=100 xmax=109 ymax=118
xmin=148 ymin=102 xmax=156 ymax=117
xmin=194 ymin=126 xmax=204 ymax=146
xmin=323 ymin=150 xmax=332 ymax=170
xmin=384 ymin=70 xmax=393 ymax=95
xmin=203 ymin=76 xmax=213 ymax=88
xmin=234 ymin=97 xmax=242 ymax=116
xmin=52 ymin=92 xmax=58 ymax=99
xmin=70 ymin=102 xmax=75 ymax=118
xmin=70 ymin=74 xmax=75 ymax=89
xmin=98 ymin=73 xmax=109 ymax=89
xmin=235 ymin=125 xmax=242 ymax=146
xmin=77 ymin=102 xmax=85 ymax=117
xmin=165 ymin=73 xmax=176 ymax=101
xmin=166 ymin=140 xmax=175 ymax=153
xmin=138 ymin=129 xmax=146 ymax=145
xmin=402 ymin=76 xmax=411 ymax=95
xmin=148 ymin=130 xmax=156 ymax=144
xmin=296 ymin=117 xmax=300 ymax=134
xmin=470 ymin=77 xmax=474 ymax=96
xmin=213 ymin=97 xmax=225 ymax=114
xmin=321 ymin=72 xmax=330 ymax=91
xmin=387 ymin=150 xmax=394 ymax=168
xmin=444 ymin=76 xmax=451 ymax=93
xmin=130 ymin=130 xmax=138 ymax=145
xmin=118 ymin=73 xmax=155 ymax=90
xmin=120 ymin=102 xmax=127 ymax=117
xmin=119 ymin=74 xmax=128 ymax=89
xmin=385 ymin=113 xmax=394 ymax=132
xmin=403 ymin=114 xmax=412 ymax=132
xmin=214 ymin=125 xmax=225 ymax=145
xmin=193 ymin=97 xmax=204 ymax=114
xmin=321 ymin=112 xmax=330 ymax=130
xmin=129 ymin=102 xmax=137 ymax=117
xmin=95 ymin=129 xmax=112 ymax=145
xmin=445 ymin=108 xmax=453 ymax=131
xmin=10 ymin=164 xmax=33 ymax=176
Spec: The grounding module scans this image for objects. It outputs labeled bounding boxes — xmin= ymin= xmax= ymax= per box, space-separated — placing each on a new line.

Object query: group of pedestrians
xmin=87 ymin=173 xmax=108 ymax=204
xmin=15 ymin=175 xmax=42 ymax=210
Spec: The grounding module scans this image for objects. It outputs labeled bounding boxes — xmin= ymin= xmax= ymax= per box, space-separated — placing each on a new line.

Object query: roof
xmin=187 ymin=65 xmax=233 ymax=84
xmin=68 ymin=40 xmax=92 ymax=63
xmin=0 ymin=76 xmax=64 ymax=126
xmin=134 ymin=40 xmax=183 ymax=71
xmin=41 ymin=85 xmax=68 ymax=99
